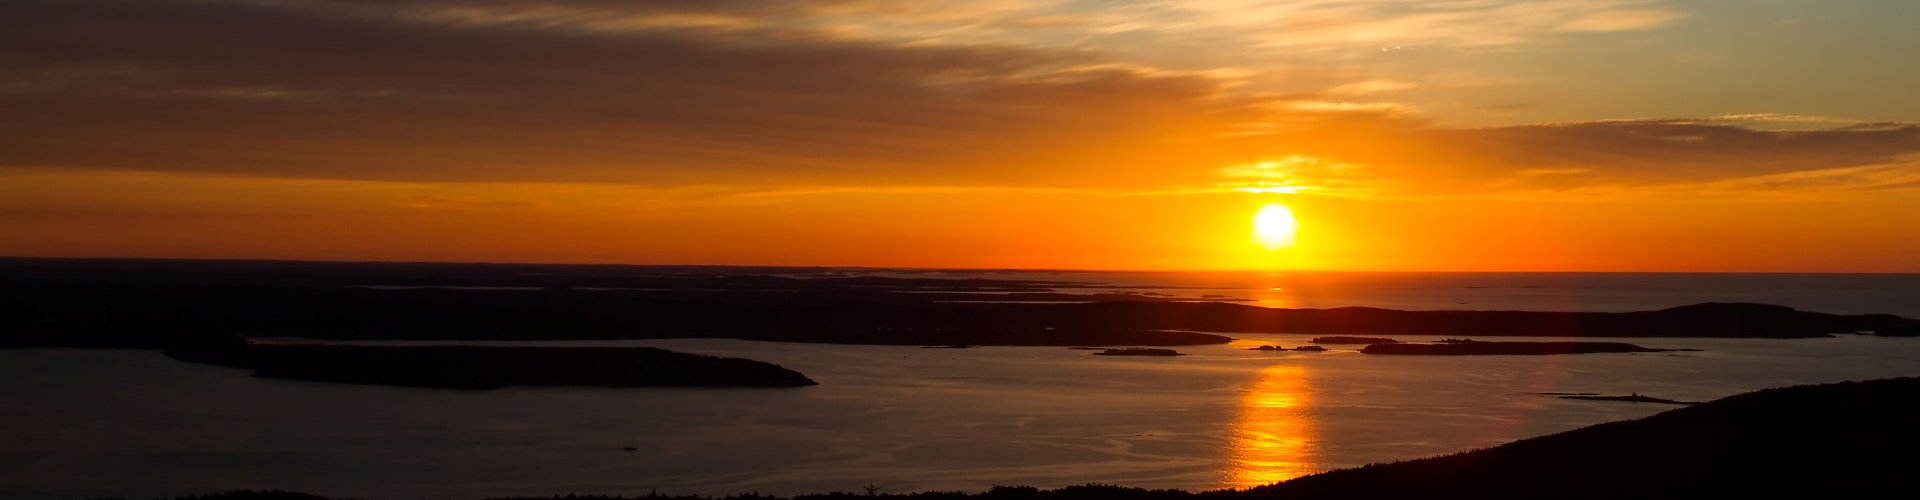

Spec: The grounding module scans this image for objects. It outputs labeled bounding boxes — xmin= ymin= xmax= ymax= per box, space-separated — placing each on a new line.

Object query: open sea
xmin=3 ymin=271 xmax=1918 ymax=499
xmin=819 ymin=270 xmax=1920 ymax=317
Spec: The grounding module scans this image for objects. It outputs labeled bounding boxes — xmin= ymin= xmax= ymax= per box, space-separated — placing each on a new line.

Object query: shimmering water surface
xmin=828 ymin=270 xmax=1920 ymax=317
xmin=4 ymin=334 xmax=1919 ymax=500
xmin=3 ymin=271 xmax=1919 ymax=499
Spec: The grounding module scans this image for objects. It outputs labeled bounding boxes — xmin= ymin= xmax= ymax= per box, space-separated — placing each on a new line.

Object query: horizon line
xmin=5 ymin=255 xmax=1918 ymax=276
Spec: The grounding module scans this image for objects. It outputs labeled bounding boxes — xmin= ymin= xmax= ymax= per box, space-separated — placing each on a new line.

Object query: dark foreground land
xmin=112 ymin=377 xmax=1920 ymax=500
xmin=165 ymin=335 xmax=817 ymax=389
xmin=6 ymin=259 xmax=1918 ymax=350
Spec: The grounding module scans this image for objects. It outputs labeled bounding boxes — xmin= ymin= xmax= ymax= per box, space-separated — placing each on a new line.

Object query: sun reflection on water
xmin=1250 ymin=286 xmax=1299 ymax=309
xmin=1223 ymin=365 xmax=1318 ymax=490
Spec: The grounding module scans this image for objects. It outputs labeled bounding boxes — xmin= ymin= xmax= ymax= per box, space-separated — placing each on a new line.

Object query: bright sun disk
xmin=1253 ymin=203 xmax=1299 ymax=250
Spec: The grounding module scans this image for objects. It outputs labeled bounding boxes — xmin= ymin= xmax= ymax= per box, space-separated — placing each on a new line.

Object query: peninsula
xmin=164 ymin=335 xmax=817 ymax=389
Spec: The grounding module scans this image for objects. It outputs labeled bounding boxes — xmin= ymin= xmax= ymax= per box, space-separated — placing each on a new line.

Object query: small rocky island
xmin=1092 ymin=348 xmax=1184 ymax=356
xmin=1312 ymin=336 xmax=1399 ymax=344
xmin=1545 ymin=392 xmax=1701 ymax=405
xmin=165 ymin=335 xmax=817 ymax=389
xmin=1249 ymin=345 xmax=1327 ymax=352
xmin=1361 ymin=341 xmax=1674 ymax=355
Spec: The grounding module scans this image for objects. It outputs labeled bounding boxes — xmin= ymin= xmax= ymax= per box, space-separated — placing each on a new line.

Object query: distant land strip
xmin=1359 ymin=341 xmax=1676 ymax=355
xmin=4 ymin=259 xmax=1918 ymax=349
xmin=165 ymin=335 xmax=817 ymax=389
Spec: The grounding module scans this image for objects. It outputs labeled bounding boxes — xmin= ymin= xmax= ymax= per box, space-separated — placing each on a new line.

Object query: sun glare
xmin=1224 ymin=365 xmax=1317 ymax=488
xmin=1252 ymin=203 xmax=1299 ymax=251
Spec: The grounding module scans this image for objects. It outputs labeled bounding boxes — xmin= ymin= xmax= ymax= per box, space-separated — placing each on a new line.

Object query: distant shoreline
xmin=1360 ymin=341 xmax=1677 ymax=355
xmin=165 ymin=336 xmax=818 ymax=389
xmin=8 ymin=256 xmax=1920 ymax=276
xmin=5 ymin=259 xmax=1917 ymax=351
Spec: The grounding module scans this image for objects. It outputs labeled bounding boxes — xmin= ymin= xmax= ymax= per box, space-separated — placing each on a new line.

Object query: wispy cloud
xmin=7 ymin=0 xmax=1915 ymax=205
xmin=0 ymin=0 xmax=1259 ymax=187
xmin=1122 ymin=0 xmax=1687 ymax=50
xmin=1327 ymin=80 xmax=1421 ymax=96
xmin=1233 ymin=119 xmax=1920 ymax=200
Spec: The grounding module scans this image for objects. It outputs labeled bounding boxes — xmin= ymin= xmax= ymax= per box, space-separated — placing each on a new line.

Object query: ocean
xmin=1 ymin=271 xmax=1917 ymax=499
xmin=810 ymin=270 xmax=1920 ymax=317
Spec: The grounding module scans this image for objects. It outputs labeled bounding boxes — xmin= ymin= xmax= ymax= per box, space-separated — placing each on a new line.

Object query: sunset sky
xmin=4 ymin=0 xmax=1919 ymax=271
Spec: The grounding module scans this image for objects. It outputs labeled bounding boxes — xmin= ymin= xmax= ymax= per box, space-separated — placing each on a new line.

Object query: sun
xmin=1252 ymin=203 xmax=1299 ymax=250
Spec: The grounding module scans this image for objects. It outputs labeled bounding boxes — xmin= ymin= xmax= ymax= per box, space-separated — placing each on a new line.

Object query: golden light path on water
xmin=1249 ymin=286 xmax=1300 ymax=309
xmin=1223 ymin=364 xmax=1319 ymax=489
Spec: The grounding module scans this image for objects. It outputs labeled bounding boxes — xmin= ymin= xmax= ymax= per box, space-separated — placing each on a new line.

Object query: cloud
xmin=1483 ymin=161 xmax=1920 ymax=203
xmin=0 ymin=0 xmax=1264 ymax=187
xmin=1517 ymin=168 xmax=1590 ymax=176
xmin=1702 ymin=163 xmax=1920 ymax=194
xmin=1326 ymin=80 xmax=1420 ymax=96
xmin=1557 ymin=7 xmax=1685 ymax=32
xmin=3 ymin=0 xmax=1916 ymax=204
xmin=1120 ymin=0 xmax=1688 ymax=50
xmin=1439 ymin=120 xmax=1920 ymax=181
xmin=1198 ymin=118 xmax=1920 ymax=200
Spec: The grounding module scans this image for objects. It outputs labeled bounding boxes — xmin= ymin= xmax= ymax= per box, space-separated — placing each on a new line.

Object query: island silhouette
xmin=1092 ymin=348 xmax=1184 ymax=356
xmin=1544 ymin=392 xmax=1701 ymax=405
xmin=1309 ymin=336 xmax=1399 ymax=344
xmin=165 ymin=334 xmax=817 ymax=389
xmin=6 ymin=259 xmax=1916 ymax=351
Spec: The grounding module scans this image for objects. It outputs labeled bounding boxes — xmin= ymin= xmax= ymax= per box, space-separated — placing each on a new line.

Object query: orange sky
xmin=3 ymin=1 xmax=1919 ymax=271
xmin=2 ymin=168 xmax=1913 ymax=272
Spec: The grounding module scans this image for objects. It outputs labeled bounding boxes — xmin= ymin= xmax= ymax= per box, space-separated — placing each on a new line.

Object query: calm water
xmin=833 ymin=270 xmax=1920 ymax=317
xmin=3 ymin=271 xmax=1919 ymax=499
xmin=4 ymin=334 xmax=1919 ymax=500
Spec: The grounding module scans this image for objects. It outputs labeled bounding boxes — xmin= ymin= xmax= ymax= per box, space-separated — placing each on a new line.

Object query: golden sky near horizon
xmin=4 ymin=0 xmax=1920 ymax=271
